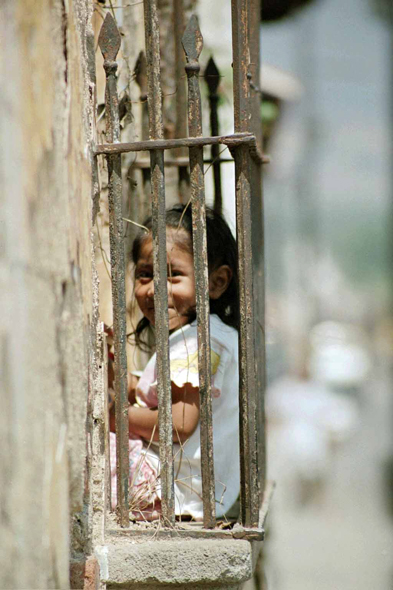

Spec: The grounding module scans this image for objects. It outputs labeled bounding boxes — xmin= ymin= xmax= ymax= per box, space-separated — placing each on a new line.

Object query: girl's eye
xmin=136 ymin=271 xmax=152 ymax=280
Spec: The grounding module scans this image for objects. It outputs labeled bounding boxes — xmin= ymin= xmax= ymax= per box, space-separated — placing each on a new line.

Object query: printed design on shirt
xmin=170 ymin=349 xmax=221 ymax=376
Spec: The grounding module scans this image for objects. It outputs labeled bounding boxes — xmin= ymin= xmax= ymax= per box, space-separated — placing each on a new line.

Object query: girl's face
xmin=134 ymin=232 xmax=196 ymax=332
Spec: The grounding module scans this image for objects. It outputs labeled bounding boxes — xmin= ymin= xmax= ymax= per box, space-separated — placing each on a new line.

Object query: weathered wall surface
xmin=0 ymin=0 xmax=97 ymax=588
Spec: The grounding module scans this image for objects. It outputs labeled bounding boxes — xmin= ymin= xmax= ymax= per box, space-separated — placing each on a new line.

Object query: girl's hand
xmin=126 ymin=382 xmax=200 ymax=443
xmin=108 ymin=373 xmax=138 ymax=406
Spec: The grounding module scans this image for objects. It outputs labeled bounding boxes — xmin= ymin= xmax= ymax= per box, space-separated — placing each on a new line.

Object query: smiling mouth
xmin=147 ymin=307 xmax=184 ymax=318
xmin=147 ymin=307 xmax=180 ymax=314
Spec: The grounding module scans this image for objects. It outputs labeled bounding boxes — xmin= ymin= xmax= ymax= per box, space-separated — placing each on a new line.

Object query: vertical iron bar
xmin=98 ymin=13 xmax=129 ymax=527
xmin=231 ymin=0 xmax=260 ymax=527
xmin=204 ymin=57 xmax=222 ymax=215
xmin=249 ymin=0 xmax=266 ymax=498
xmin=174 ymin=0 xmax=190 ymax=203
xmin=143 ymin=0 xmax=175 ymax=525
xmin=182 ymin=15 xmax=216 ymax=529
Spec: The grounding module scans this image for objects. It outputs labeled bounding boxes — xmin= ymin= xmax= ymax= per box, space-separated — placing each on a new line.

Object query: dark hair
xmin=131 ymin=204 xmax=239 ymax=349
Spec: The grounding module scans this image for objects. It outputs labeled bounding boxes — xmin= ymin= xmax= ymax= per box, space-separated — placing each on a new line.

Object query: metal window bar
xmin=143 ymin=0 xmax=175 ymax=526
xmin=248 ymin=0 xmax=267 ymax=499
xmin=96 ymin=0 xmax=266 ymax=532
xmin=98 ymin=15 xmax=130 ymax=527
xmin=173 ymin=0 xmax=190 ymax=204
xmin=182 ymin=15 xmax=216 ymax=528
xmin=231 ymin=0 xmax=261 ymax=528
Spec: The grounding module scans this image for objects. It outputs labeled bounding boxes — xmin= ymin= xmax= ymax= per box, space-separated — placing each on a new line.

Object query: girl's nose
xmin=146 ymin=281 xmax=154 ymax=299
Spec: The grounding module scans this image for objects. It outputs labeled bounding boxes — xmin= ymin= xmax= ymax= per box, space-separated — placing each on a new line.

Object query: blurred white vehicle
xmin=266 ymin=375 xmax=360 ymax=506
xmin=308 ymin=321 xmax=372 ymax=389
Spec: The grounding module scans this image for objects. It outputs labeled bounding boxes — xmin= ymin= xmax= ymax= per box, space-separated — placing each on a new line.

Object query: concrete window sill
xmin=95 ymin=535 xmax=263 ymax=589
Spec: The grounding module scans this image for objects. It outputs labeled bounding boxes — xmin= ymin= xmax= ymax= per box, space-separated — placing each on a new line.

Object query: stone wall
xmin=0 ymin=0 xmax=98 ymax=587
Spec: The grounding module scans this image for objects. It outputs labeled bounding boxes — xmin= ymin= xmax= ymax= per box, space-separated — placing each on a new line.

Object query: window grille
xmin=95 ymin=0 xmax=269 ymax=540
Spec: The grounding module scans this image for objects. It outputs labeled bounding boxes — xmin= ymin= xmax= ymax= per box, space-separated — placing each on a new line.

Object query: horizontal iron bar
xmin=131 ymin=156 xmax=234 ymax=168
xmin=128 ymin=154 xmax=269 ymax=168
xmin=94 ymin=132 xmax=256 ymax=155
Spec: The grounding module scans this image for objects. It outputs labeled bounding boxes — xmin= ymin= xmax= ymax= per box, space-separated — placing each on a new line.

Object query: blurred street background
xmin=259 ymin=0 xmax=393 ymax=588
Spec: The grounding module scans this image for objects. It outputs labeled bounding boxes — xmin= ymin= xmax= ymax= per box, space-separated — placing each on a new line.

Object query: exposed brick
xmin=84 ymin=556 xmax=100 ymax=590
xmin=70 ymin=558 xmax=85 ymax=590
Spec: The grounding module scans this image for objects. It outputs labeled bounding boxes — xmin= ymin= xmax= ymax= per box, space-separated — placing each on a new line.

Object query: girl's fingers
xmin=104 ymin=324 xmax=114 ymax=347
xmin=104 ymin=323 xmax=113 ymax=336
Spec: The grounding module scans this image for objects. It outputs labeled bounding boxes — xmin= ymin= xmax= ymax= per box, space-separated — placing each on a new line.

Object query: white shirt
xmin=136 ymin=314 xmax=240 ymax=520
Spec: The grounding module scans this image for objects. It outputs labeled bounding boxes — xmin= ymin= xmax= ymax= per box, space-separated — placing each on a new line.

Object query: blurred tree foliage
xmin=262 ymin=0 xmax=318 ymax=22
xmin=369 ymin=0 xmax=393 ymax=23
xmin=261 ymin=99 xmax=280 ymax=149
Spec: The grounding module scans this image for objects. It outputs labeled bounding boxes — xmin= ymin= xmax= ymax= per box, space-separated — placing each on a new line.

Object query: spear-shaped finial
xmin=204 ymin=56 xmax=220 ymax=94
xmin=181 ymin=14 xmax=203 ymax=62
xmin=134 ymin=51 xmax=148 ymax=96
xmin=98 ymin=12 xmax=121 ymax=61
xmin=204 ymin=56 xmax=222 ymax=215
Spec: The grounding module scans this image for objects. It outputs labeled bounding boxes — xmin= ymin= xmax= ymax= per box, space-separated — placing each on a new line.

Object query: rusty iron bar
xmin=94 ymin=132 xmax=257 ymax=155
xmin=204 ymin=57 xmax=223 ymax=215
xmin=130 ymin=155 xmax=269 ymax=168
xmin=182 ymin=15 xmax=216 ymax=529
xmin=130 ymin=156 xmax=239 ymax=168
xmin=98 ymin=13 xmax=130 ymax=527
xmin=143 ymin=0 xmax=175 ymax=525
xmin=231 ymin=0 xmax=250 ymax=134
xmin=249 ymin=0 xmax=266 ymax=495
xmin=173 ymin=0 xmax=190 ymax=204
xmin=231 ymin=0 xmax=260 ymax=528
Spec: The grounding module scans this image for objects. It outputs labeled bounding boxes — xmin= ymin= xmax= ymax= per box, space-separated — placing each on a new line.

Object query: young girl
xmin=109 ymin=204 xmax=240 ymax=521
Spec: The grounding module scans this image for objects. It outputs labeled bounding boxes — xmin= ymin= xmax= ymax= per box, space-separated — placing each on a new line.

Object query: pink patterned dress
xmin=109 ymin=366 xmax=161 ymax=518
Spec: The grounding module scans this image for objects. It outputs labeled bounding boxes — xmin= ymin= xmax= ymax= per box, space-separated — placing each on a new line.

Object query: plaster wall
xmin=0 ymin=0 xmax=98 ymax=587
